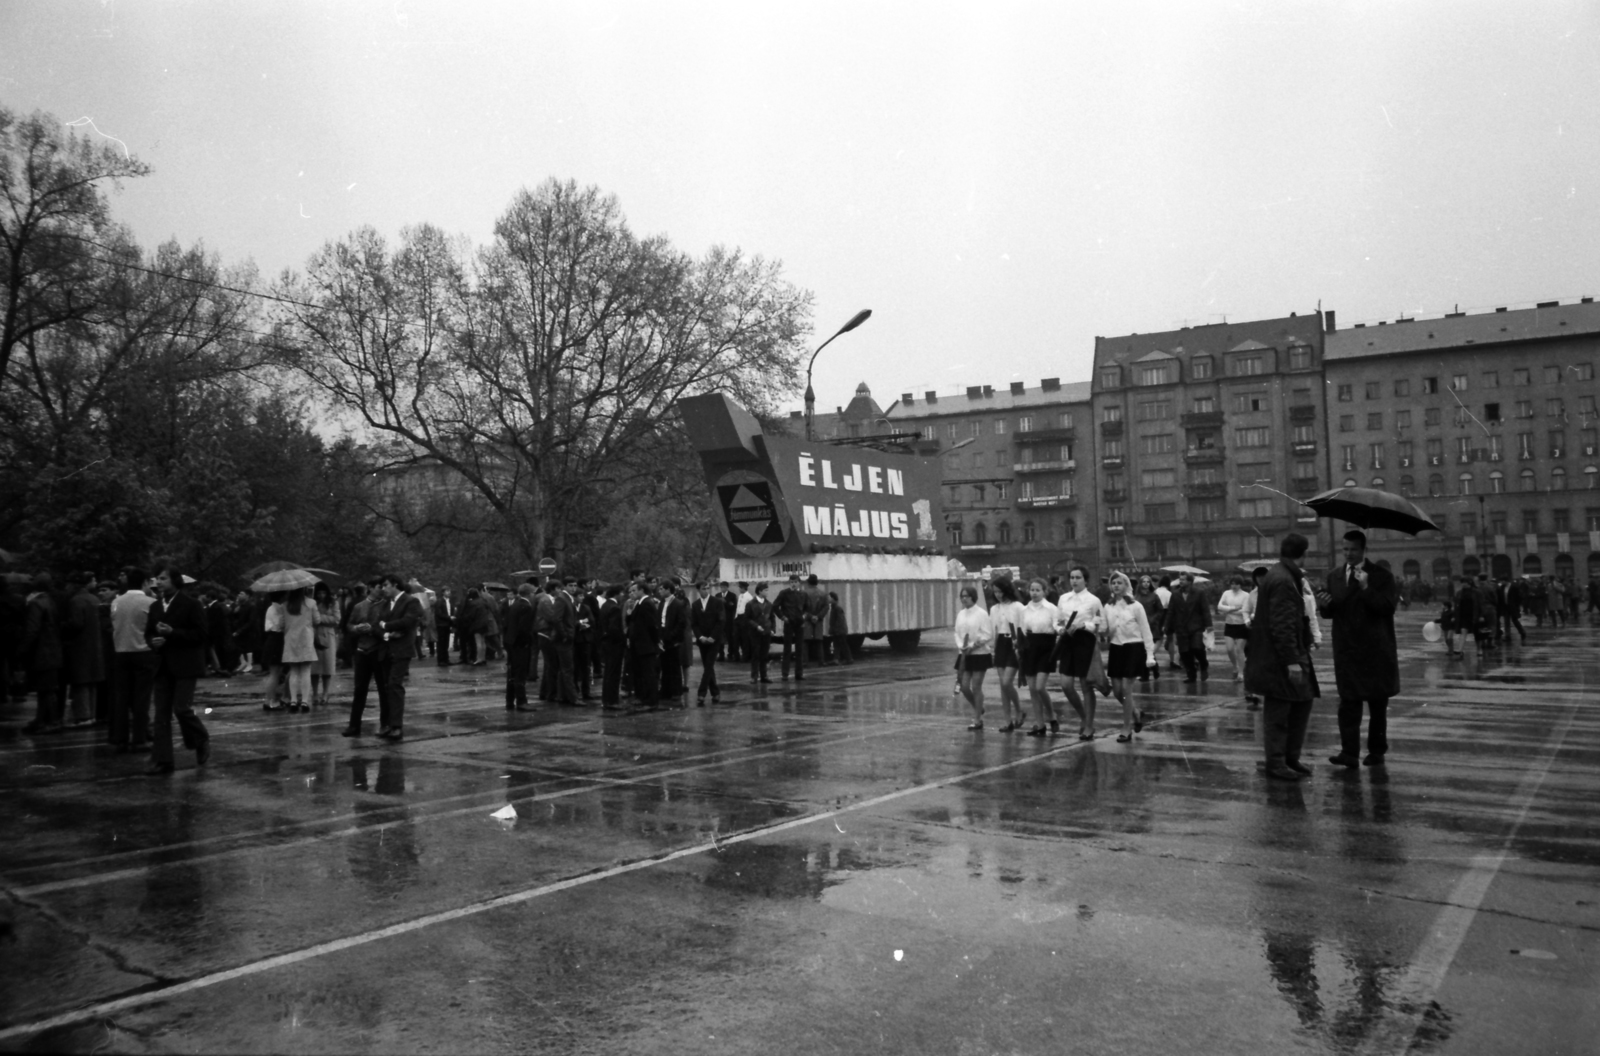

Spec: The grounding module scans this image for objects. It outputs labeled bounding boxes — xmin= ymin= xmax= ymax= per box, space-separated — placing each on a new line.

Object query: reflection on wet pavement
xmin=1 ymin=614 xmax=1598 ymax=1053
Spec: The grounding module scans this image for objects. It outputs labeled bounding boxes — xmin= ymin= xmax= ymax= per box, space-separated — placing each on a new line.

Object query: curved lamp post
xmin=804 ymin=309 xmax=873 ymax=441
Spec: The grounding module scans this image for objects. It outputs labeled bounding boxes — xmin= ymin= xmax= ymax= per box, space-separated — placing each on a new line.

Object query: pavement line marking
xmin=0 ymin=696 xmax=1239 ymax=1039
xmin=1357 ymin=689 xmax=1583 ymax=1056
xmin=5 ymin=723 xmax=914 ymax=895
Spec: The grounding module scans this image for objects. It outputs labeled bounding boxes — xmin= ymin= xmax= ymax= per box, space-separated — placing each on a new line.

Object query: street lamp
xmin=804 ymin=309 xmax=873 ymax=441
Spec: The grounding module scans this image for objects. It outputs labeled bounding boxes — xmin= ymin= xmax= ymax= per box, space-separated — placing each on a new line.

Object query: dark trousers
xmin=30 ymin=668 xmax=63 ymax=727
xmin=1263 ymin=696 xmax=1313 ymax=767
xmin=383 ymin=655 xmax=410 ymax=730
xmin=151 ymin=673 xmax=207 ymax=766
xmin=349 ymin=649 xmax=390 ymax=727
xmin=600 ymin=641 xmax=623 ymax=704
xmin=729 ymin=621 xmax=747 ymax=662
xmin=696 ymin=643 xmax=719 ymax=699
xmin=661 ymin=647 xmax=685 ymax=697
xmin=538 ymin=639 xmax=558 ymax=700
xmin=554 ymin=640 xmax=578 ymax=703
xmin=436 ymin=625 xmax=454 ymax=664
xmin=829 ymin=633 xmax=853 ymax=664
xmin=110 ymin=651 xmax=157 ymax=746
xmin=506 ymin=643 xmax=533 ymax=707
xmin=750 ymin=632 xmax=771 ymax=681
xmin=781 ymin=622 xmax=805 ymax=679
xmin=635 ymin=652 xmax=660 ymax=706
xmin=573 ymin=639 xmax=593 ymax=698
xmin=1499 ymin=612 xmax=1525 ymax=642
xmin=460 ymin=632 xmax=478 ymax=664
xmin=1337 ymin=696 xmax=1388 ymax=758
xmin=1179 ymin=631 xmax=1209 ymax=678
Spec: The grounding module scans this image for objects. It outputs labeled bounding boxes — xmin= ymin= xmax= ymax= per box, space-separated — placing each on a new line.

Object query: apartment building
xmin=1088 ymin=312 xmax=1334 ymax=570
xmin=1323 ymin=298 xmax=1600 ymax=585
xmin=884 ymin=379 xmax=1095 ymax=575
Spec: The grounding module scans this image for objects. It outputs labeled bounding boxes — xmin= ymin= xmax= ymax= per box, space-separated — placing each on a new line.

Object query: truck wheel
xmin=886 ymin=630 xmax=921 ymax=653
xmin=847 ymin=634 xmax=867 ymax=655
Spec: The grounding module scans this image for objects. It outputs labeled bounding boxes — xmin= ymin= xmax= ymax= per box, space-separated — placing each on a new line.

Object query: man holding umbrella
xmin=1316 ymin=529 xmax=1400 ymax=768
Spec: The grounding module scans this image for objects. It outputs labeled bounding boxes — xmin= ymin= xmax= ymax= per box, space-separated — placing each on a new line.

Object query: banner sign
xmin=1494 ymin=534 xmax=1506 ymax=554
xmin=1557 ymin=532 xmax=1571 ymax=553
xmin=1463 ymin=536 xmax=1476 ymax=555
xmin=1524 ymin=533 xmax=1539 ymax=555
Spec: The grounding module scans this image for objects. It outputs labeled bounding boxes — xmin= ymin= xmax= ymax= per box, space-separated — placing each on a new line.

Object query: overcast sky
xmin=5 ymin=1 xmax=1599 ymax=414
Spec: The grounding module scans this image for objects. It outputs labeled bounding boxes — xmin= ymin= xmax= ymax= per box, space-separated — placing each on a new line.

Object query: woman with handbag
xmin=1104 ymin=572 xmax=1157 ymax=742
xmin=952 ymin=584 xmax=994 ymax=731
xmin=1017 ymin=578 xmax=1060 ymax=738
xmin=1054 ymin=565 xmax=1105 ymax=741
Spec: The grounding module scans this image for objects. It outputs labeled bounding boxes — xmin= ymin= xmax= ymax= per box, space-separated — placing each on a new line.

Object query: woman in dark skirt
xmin=1134 ymin=576 xmax=1164 ymax=682
xmin=988 ymin=577 xmax=1026 ymax=731
xmin=258 ymin=591 xmax=287 ymax=711
xmin=1103 ymin=571 xmax=1157 ymax=742
xmin=952 ymin=585 xmax=993 ymax=730
xmin=1017 ymin=578 xmax=1061 ymax=737
xmin=1054 ymin=566 xmax=1106 ymax=740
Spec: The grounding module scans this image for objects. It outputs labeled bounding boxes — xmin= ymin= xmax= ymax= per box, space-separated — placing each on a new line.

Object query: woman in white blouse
xmin=1103 ymin=571 xmax=1157 ymax=742
xmin=1054 ymin=566 xmax=1105 ymax=740
xmin=988 ymin=577 xmax=1028 ymax=732
xmin=1217 ymin=575 xmax=1251 ymax=682
xmin=952 ymin=584 xmax=993 ymax=730
xmin=1017 ymin=578 xmax=1061 ymax=737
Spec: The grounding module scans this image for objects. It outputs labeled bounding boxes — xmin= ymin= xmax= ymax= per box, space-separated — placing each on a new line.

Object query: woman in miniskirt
xmin=1055 ymin=566 xmax=1105 ymax=740
xmin=988 ymin=577 xmax=1027 ymax=731
xmin=1103 ymin=571 xmax=1157 ymax=742
xmin=1016 ymin=578 xmax=1061 ymax=737
xmin=952 ymin=585 xmax=993 ymax=730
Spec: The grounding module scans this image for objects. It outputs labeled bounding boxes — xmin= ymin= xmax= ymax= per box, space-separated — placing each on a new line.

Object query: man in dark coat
xmin=572 ymin=578 xmax=598 ymax=699
xmin=774 ymin=574 xmax=807 ymax=681
xmin=19 ymin=573 xmax=64 ymax=733
xmin=691 ymin=582 xmax=724 ymax=705
xmin=1244 ymin=533 xmax=1319 ymax=781
xmin=376 ymin=574 xmax=422 ymax=740
xmin=61 ymin=571 xmax=107 ymax=725
xmin=341 ymin=577 xmax=390 ymax=736
xmin=502 ymin=582 xmax=537 ymax=710
xmin=1495 ymin=577 xmax=1526 ymax=644
xmin=626 ymin=582 xmax=661 ymax=708
xmin=433 ymin=588 xmax=455 ymax=666
xmin=550 ymin=577 xmax=579 ymax=705
xmin=144 ymin=564 xmax=211 ymax=774
xmin=658 ymin=578 xmax=689 ymax=701
xmin=1316 ymin=530 xmax=1399 ymax=768
xmin=597 ymin=584 xmax=626 ymax=707
xmin=1167 ymin=573 xmax=1212 ymax=682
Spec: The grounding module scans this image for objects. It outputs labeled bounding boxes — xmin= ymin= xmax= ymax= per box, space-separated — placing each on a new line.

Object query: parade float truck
xmin=678 ymin=392 xmax=960 ymax=652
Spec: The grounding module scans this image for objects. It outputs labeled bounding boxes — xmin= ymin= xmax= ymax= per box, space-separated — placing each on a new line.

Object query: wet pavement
xmin=2 ymin=615 xmax=1598 ymax=1054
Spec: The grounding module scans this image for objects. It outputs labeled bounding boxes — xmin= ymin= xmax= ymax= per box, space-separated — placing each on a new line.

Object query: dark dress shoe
xmin=1265 ymin=764 xmax=1302 ymax=781
xmin=1327 ymin=753 xmax=1360 ymax=769
xmin=1363 ymin=753 xmax=1385 ymax=766
xmin=196 ymin=740 xmax=211 ymax=766
xmin=340 ymin=726 xmax=362 ymax=737
xmin=380 ymin=728 xmax=403 ymax=741
xmin=1286 ymin=760 xmax=1311 ymax=775
xmin=145 ymin=763 xmax=176 ymax=775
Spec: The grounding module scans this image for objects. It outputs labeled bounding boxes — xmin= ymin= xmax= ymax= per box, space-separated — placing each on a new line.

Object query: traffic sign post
xmin=538 ymin=557 xmax=558 ymax=577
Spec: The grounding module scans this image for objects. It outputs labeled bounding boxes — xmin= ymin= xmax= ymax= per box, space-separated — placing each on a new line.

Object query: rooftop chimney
xmin=901 ymin=392 xmax=914 ymax=404
xmin=1323 ymin=309 xmax=1336 ymax=332
xmin=982 ymin=385 xmax=994 ymax=398
xmin=1009 ymin=381 xmax=1026 ymax=395
xmin=1041 ymin=377 xmax=1060 ymax=392
xmin=925 ymin=390 xmax=938 ymax=403
xmin=966 ymin=386 xmax=983 ymax=399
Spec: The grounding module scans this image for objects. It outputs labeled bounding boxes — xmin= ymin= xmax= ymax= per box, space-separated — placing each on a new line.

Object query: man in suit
xmin=627 ymin=581 xmax=661 ymax=708
xmin=572 ymin=578 xmax=598 ymax=698
xmin=802 ymin=573 xmax=830 ymax=664
xmin=534 ymin=584 xmax=559 ymax=701
xmin=716 ymin=581 xmax=737 ymax=662
xmin=503 ymin=582 xmax=537 ymax=710
xmin=1496 ymin=576 xmax=1527 ymax=644
xmin=433 ymin=588 xmax=455 ymax=666
xmin=1316 ymin=530 xmax=1400 ymax=768
xmin=691 ymin=581 xmax=724 ymax=706
xmin=551 ymin=577 xmax=579 ymax=705
xmin=341 ymin=577 xmax=390 ymax=736
xmin=658 ymin=578 xmax=689 ymax=701
xmin=774 ymin=574 xmax=807 ymax=681
xmin=144 ymin=563 xmax=211 ymax=774
xmin=1244 ymin=534 xmax=1319 ymax=781
xmin=597 ymin=584 xmax=626 ymax=707
xmin=1167 ymin=573 xmax=1213 ymax=683
xmin=376 ymin=574 xmax=422 ymax=740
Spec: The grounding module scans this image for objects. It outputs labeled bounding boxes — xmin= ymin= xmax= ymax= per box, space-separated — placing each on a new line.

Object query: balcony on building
xmin=1102 ymin=489 xmax=1128 ymax=504
xmin=1291 ymin=440 xmax=1318 ymax=455
xmin=1012 ymin=459 xmax=1075 ymax=474
xmin=1016 ymin=493 xmax=1076 ymax=510
xmin=1291 ymin=477 xmax=1321 ymax=496
xmin=1101 ymin=455 xmax=1124 ymax=469
xmin=1012 ymin=426 xmax=1076 ymax=444
xmin=1183 ymin=447 xmax=1225 ymax=465
xmin=1288 ymin=404 xmax=1318 ymax=422
xmin=1178 ymin=409 xmax=1224 ymax=428
xmin=1182 ymin=481 xmax=1228 ymax=499
xmin=1099 ymin=420 xmax=1124 ymax=438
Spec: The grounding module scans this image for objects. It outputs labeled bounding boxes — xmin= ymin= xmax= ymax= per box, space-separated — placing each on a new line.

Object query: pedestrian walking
xmin=340 ymin=576 xmax=391 ymax=737
xmin=108 ymin=567 xmax=156 ymax=751
xmin=745 ymin=583 xmax=773 ymax=683
xmin=988 ymin=577 xmax=1026 ymax=731
xmin=1217 ymin=575 xmax=1250 ymax=682
xmin=230 ymin=590 xmax=259 ymax=673
xmin=953 ymin=584 xmax=993 ymax=730
xmin=1103 ymin=571 xmax=1156 ymax=742
xmin=143 ymin=564 xmax=211 ymax=775
xmin=311 ymin=582 xmax=340 ymax=707
xmin=1018 ymin=578 xmax=1060 ymax=738
xmin=1167 ymin=573 xmax=1212 ymax=682
xmin=433 ymin=587 xmax=455 ymax=666
xmin=1244 ymin=533 xmax=1319 ymax=781
xmin=1317 ymin=529 xmax=1399 ymax=769
xmin=1134 ymin=575 xmax=1164 ymax=683
xmin=826 ymin=591 xmax=852 ymax=664
xmin=1054 ymin=566 xmax=1105 ymax=740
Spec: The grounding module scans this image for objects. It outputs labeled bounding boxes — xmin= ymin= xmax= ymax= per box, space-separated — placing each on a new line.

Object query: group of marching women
xmin=951 ymin=567 xmax=1157 ymax=743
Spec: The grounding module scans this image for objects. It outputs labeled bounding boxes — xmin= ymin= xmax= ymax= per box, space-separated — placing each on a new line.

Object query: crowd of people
xmin=0 ymin=566 xmax=857 ymax=769
xmin=1438 ymin=571 xmax=1598 ymax=654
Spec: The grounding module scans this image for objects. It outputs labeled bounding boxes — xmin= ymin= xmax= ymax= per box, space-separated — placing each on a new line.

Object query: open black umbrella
xmin=1303 ymin=486 xmax=1439 ymax=536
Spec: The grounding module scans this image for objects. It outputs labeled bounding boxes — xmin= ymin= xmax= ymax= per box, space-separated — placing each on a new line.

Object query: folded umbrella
xmin=251 ymin=568 xmax=321 ymax=593
xmin=1303 ymin=486 xmax=1439 ymax=536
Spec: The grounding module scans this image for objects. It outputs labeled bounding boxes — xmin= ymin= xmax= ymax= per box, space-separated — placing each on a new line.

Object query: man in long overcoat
xmin=1166 ymin=573 xmax=1212 ymax=682
xmin=1315 ymin=529 xmax=1399 ymax=768
xmin=1244 ymin=533 xmax=1320 ymax=781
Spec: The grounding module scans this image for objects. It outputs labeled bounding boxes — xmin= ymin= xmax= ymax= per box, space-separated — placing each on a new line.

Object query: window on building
xmin=948 ymin=523 xmax=963 ymax=547
xmin=1103 ymin=438 xmax=1124 ymax=458
xmin=1484 ymin=402 xmax=1500 ymax=422
xmin=1107 ymin=535 xmax=1128 ymax=560
xmin=1191 ymin=356 xmax=1213 ymax=379
xmin=998 ymin=522 xmax=1012 ymax=544
xmin=1554 ymin=508 xmax=1571 ymax=531
xmin=1428 ymin=473 xmax=1444 ymax=496
xmin=1233 ymin=392 xmax=1268 ymax=413
xmin=969 ymin=420 xmax=982 ymax=438
xmin=1339 ymin=415 xmax=1355 ymax=432
xmin=1189 ymin=430 xmax=1219 ymax=451
xmin=1139 ymin=364 xmax=1172 ymax=386
xmin=1585 ymin=429 xmax=1599 ymax=455
xmin=1452 ymin=374 xmax=1468 ymax=391
xmin=995 ymin=483 xmax=1008 ymax=501
xmin=1516 ymin=400 xmax=1534 ymax=419
xmin=944 ymin=453 xmax=962 ymax=472
xmin=1399 ymin=475 xmax=1415 ymax=496
xmin=1367 ymin=412 xmax=1383 ymax=431
xmin=1513 ymin=368 xmax=1531 ymax=386
xmin=1017 ymin=415 xmax=1033 ymax=432
xmin=973 ymin=522 xmax=988 ymax=544
xmin=1137 ymin=400 xmax=1173 ymax=421
xmin=1365 ymin=381 xmax=1381 ymax=399
xmin=1238 ymin=498 xmax=1273 ymax=518
xmin=1523 ymin=510 xmax=1540 ymax=533
xmin=1371 ymin=444 xmax=1385 ymax=470
xmin=1482 ymin=371 xmax=1499 ymax=388
xmin=1589 ymin=508 xmax=1600 ymax=530
xmin=1105 ymin=506 xmax=1124 ymax=526
xmin=1545 ymin=366 xmax=1562 ymax=385
xmin=1294 ymin=460 xmax=1317 ymax=480
xmin=1017 ymin=479 xmax=1034 ymax=500
xmin=1105 ymin=473 xmax=1126 ymax=493
xmin=1139 ymin=433 xmax=1176 ymax=455
xmin=1230 ymin=356 xmax=1264 ymax=376
xmin=1394 ymin=379 xmax=1411 ymax=397
xmin=1337 ymin=384 xmax=1353 ymax=402
xmin=1458 ymin=436 xmax=1473 ymax=463
xmin=1426 ymin=438 xmax=1443 ymax=464
xmin=1425 ymin=407 xmax=1441 ymax=426
xmin=1518 ymin=432 xmax=1534 ymax=459
xmin=1288 ymin=345 xmax=1312 ymax=370
xmin=1292 ymin=423 xmax=1316 ymax=443
xmin=1186 ymin=468 xmax=1220 ymax=488
xmin=1140 ymin=468 xmax=1177 ymax=488
xmin=1396 ymin=410 xmax=1412 ymax=428
xmin=1341 ymin=444 xmax=1356 ymax=470
xmin=1022 ymin=522 xmax=1036 ymax=543
xmin=1459 ymin=473 xmax=1475 ymax=495
xmin=1192 ymin=499 xmax=1224 ymax=520
xmin=1100 ymin=367 xmax=1121 ymax=388
xmin=1192 ymin=396 xmax=1216 ymax=413
xmin=1059 ymin=443 xmax=1075 ymax=463
xmin=1103 ymin=405 xmax=1123 ymax=423
xmin=1488 ymin=435 xmax=1503 ymax=461
xmin=994 ymin=418 xmax=1006 ymax=435
xmin=1581 ymin=396 xmax=1597 ymax=417
xmin=1062 ymin=518 xmax=1077 ymax=541
xmin=1236 ymin=427 xmax=1270 ymax=447
xmin=1453 ymin=406 xmax=1474 ymax=428
xmin=1399 ymin=440 xmax=1415 ymax=465
xmin=1577 ymin=364 xmax=1595 ymax=381
xmin=972 ymin=483 xmax=986 ymax=503
xmin=1490 ymin=511 xmax=1507 ymax=534
xmin=1422 ymin=376 xmax=1439 ymax=394
xmin=1520 ymin=468 xmax=1537 ymax=492
xmin=1589 ymin=467 xmax=1600 ymax=490
xmin=1550 ymin=430 xmax=1566 ymax=457
xmin=1144 ymin=503 xmax=1177 ymax=523
xmin=1548 ymin=398 xmax=1566 ymax=418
